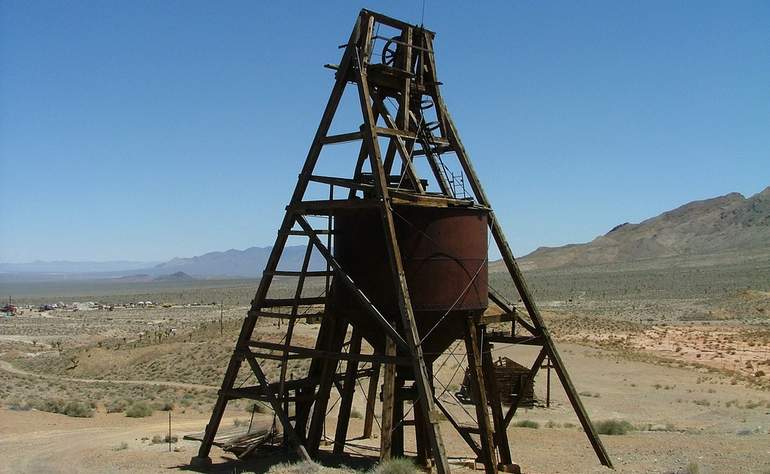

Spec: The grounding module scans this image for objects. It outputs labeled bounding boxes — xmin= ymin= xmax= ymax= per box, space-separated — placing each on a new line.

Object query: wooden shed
xmin=457 ymin=356 xmax=536 ymax=407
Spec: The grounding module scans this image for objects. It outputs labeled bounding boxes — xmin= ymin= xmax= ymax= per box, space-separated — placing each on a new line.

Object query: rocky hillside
xmin=512 ymin=186 xmax=770 ymax=271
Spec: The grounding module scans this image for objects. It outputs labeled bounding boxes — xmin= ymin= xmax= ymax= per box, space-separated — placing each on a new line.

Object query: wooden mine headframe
xmin=192 ymin=9 xmax=612 ymax=473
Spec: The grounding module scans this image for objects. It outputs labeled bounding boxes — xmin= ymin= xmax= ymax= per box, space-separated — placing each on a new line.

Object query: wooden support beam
xmin=307 ymin=318 xmax=348 ymax=454
xmin=363 ymin=362 xmax=380 ymax=438
xmin=463 ymin=317 xmax=498 ymax=473
xmin=333 ymin=331 xmax=363 ymax=455
xmin=482 ymin=338 xmax=512 ymax=466
xmin=380 ymin=337 xmax=396 ymax=460
xmin=321 ymin=130 xmax=363 ymax=144
xmin=247 ymin=341 xmax=411 ymax=366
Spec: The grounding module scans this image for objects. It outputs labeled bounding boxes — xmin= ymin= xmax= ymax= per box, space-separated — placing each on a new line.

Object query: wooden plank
xmin=380 ymin=336 xmax=396 ymax=460
xmin=363 ymin=362 xmax=380 ymax=438
xmin=482 ymin=338 xmax=512 ymax=466
xmin=321 ymin=130 xmax=363 ymax=144
xmin=333 ymin=331 xmax=363 ymax=455
xmin=247 ymin=341 xmax=411 ymax=366
xmin=261 ymin=297 xmax=326 ymax=307
xmin=463 ymin=317 xmax=498 ymax=473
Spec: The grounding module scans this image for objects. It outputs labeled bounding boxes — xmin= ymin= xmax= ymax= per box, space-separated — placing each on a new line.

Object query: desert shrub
xmin=63 ymin=401 xmax=94 ymax=418
xmin=151 ymin=434 xmax=163 ymax=444
xmin=685 ymin=461 xmax=700 ymax=474
xmin=266 ymin=460 xmax=356 ymax=474
xmin=351 ymin=409 xmax=363 ymax=419
xmin=106 ymin=399 xmax=129 ymax=413
xmin=545 ymin=420 xmax=560 ymax=428
xmin=513 ymin=420 xmax=539 ymax=429
xmin=372 ymin=457 xmax=418 ymax=474
xmin=164 ymin=434 xmax=178 ymax=443
xmin=594 ymin=419 xmax=633 ymax=435
xmin=29 ymin=398 xmax=94 ymax=418
xmin=8 ymin=400 xmax=31 ymax=411
xmin=126 ymin=401 xmax=154 ymax=418
xmin=113 ymin=442 xmax=128 ymax=451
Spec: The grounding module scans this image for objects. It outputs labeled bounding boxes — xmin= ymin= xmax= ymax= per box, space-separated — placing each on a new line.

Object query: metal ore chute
xmin=192 ymin=9 xmax=612 ymax=473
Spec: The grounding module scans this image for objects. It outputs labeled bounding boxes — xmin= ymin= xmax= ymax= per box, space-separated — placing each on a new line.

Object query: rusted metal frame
xmin=243 ymin=354 xmax=311 ymax=461
xmin=481 ymin=338 xmax=512 ymax=466
xmin=363 ymin=362 xmax=380 ymax=438
xmin=433 ymin=70 xmax=613 ymax=469
xmin=352 ymin=33 xmax=451 ymax=473
xmin=502 ymin=347 xmax=546 ymax=427
xmin=463 ymin=317 xmax=498 ymax=473
xmin=380 ymin=337 xmax=397 ymax=460
xmin=333 ymin=331 xmax=363 ymax=455
xmin=306 ymin=318 xmax=349 ymax=455
xmin=278 ymin=241 xmax=315 ymax=414
xmin=295 ymin=215 xmax=409 ymax=352
xmin=433 ymin=396 xmax=482 ymax=457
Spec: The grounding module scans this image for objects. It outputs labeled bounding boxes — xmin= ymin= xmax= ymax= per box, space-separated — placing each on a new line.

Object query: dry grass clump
xmin=372 ymin=458 xmax=418 ymax=474
xmin=125 ymin=401 xmax=153 ymax=418
xmin=594 ymin=419 xmax=634 ymax=435
xmin=513 ymin=420 xmax=540 ymax=429
xmin=266 ymin=460 xmax=357 ymax=474
xmin=26 ymin=398 xmax=94 ymax=418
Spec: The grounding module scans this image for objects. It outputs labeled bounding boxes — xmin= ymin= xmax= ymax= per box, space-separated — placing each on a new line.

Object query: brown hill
xmin=502 ymin=186 xmax=770 ymax=271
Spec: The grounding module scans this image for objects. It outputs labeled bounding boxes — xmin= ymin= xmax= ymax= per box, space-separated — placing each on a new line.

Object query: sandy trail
xmin=0 ymin=359 xmax=217 ymax=391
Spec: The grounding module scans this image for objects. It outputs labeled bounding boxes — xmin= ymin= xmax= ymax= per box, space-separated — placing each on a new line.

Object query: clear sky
xmin=1 ymin=1 xmax=768 ymax=263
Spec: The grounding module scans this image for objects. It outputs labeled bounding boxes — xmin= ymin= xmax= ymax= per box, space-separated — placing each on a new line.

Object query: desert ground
xmin=1 ymin=260 xmax=769 ymax=473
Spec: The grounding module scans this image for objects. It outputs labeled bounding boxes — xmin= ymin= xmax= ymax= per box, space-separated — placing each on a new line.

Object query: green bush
xmin=126 ymin=401 xmax=154 ymax=418
xmin=594 ymin=419 xmax=634 ymax=435
xmin=29 ymin=398 xmax=94 ymax=418
xmin=106 ymin=399 xmax=129 ymax=413
xmin=372 ymin=458 xmax=419 ymax=474
xmin=513 ymin=420 xmax=540 ymax=429
xmin=63 ymin=401 xmax=94 ymax=418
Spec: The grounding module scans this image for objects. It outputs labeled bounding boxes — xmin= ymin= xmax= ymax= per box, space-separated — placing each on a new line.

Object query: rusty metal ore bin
xmin=330 ymin=205 xmax=488 ymax=360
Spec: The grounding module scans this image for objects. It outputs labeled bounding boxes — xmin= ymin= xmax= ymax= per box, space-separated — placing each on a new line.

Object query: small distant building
xmin=457 ymin=356 xmax=536 ymax=407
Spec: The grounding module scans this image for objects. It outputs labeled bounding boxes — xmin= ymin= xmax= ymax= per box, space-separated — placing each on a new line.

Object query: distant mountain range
xmin=150 ymin=246 xmax=325 ymax=278
xmin=0 ymin=246 xmax=323 ymax=280
xmin=510 ymin=186 xmax=770 ymax=271
xmin=4 ymin=186 xmax=768 ymax=280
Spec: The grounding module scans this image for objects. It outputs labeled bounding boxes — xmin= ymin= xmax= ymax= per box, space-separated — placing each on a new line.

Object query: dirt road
xmin=0 ymin=359 xmax=217 ymax=391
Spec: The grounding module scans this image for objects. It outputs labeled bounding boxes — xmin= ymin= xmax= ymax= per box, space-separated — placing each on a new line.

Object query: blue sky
xmin=1 ymin=1 xmax=768 ymax=263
